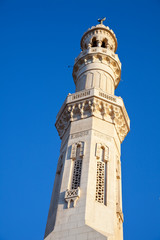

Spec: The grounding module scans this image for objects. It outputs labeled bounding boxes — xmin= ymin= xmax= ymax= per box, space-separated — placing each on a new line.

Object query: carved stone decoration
xmin=116 ymin=203 xmax=124 ymax=223
xmin=55 ymin=95 xmax=129 ymax=143
xmin=45 ymin=21 xmax=130 ymax=240
xmin=71 ymin=142 xmax=84 ymax=190
xmin=116 ymin=156 xmax=121 ymax=179
xmin=64 ymin=141 xmax=85 ymax=208
xmin=104 ymin=146 xmax=109 ymax=162
xmin=79 ymin=142 xmax=85 ymax=157
xmin=116 ymin=155 xmax=123 ymax=226
xmin=80 ymin=24 xmax=117 ymax=53
xmin=70 ymin=143 xmax=77 ymax=160
xmin=95 ymin=143 xmax=109 ymax=205
xmin=70 ymin=141 xmax=85 ymax=159
xmin=72 ymin=159 xmax=82 ymax=190
xmin=95 ymin=161 xmax=105 ymax=204
xmin=65 ymin=187 xmax=80 ymax=208
xmin=96 ymin=143 xmax=101 ymax=159
xmin=96 ymin=143 xmax=109 ymax=162
xmin=73 ymin=51 xmax=121 ymax=90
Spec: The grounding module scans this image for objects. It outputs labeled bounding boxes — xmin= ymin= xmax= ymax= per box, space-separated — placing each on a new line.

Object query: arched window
xmin=95 ymin=143 xmax=109 ymax=205
xmin=71 ymin=145 xmax=83 ymax=189
xmin=101 ymin=38 xmax=108 ymax=48
xmin=65 ymin=142 xmax=85 ymax=208
xmin=91 ymin=37 xmax=98 ymax=47
xmin=70 ymin=141 xmax=85 ymax=189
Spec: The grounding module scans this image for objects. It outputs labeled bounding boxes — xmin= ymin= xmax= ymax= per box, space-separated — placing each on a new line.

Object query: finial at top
xmin=97 ymin=17 xmax=106 ymax=25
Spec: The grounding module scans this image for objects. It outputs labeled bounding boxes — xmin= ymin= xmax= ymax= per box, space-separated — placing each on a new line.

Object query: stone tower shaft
xmin=44 ymin=21 xmax=130 ymax=240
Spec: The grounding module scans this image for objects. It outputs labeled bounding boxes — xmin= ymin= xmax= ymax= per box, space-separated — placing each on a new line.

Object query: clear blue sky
xmin=0 ymin=0 xmax=160 ymax=239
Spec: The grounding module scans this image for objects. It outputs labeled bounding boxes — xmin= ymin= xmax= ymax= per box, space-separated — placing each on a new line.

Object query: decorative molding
xmin=70 ymin=130 xmax=89 ymax=139
xmin=73 ymin=52 xmax=121 ymax=88
xmin=93 ymin=131 xmax=111 ymax=142
xmin=116 ymin=155 xmax=123 ymax=225
xmin=65 ymin=141 xmax=85 ymax=208
xmin=96 ymin=143 xmax=109 ymax=162
xmin=116 ymin=156 xmax=121 ymax=179
xmin=70 ymin=143 xmax=77 ymax=160
xmin=99 ymin=91 xmax=116 ymax=103
xmin=95 ymin=161 xmax=105 ymax=204
xmin=71 ymin=91 xmax=90 ymax=101
xmin=65 ymin=187 xmax=80 ymax=208
xmin=95 ymin=143 xmax=108 ymax=205
xmin=55 ymin=96 xmax=129 ymax=143
xmin=70 ymin=141 xmax=85 ymax=159
xmin=80 ymin=24 xmax=117 ymax=53
xmin=112 ymin=105 xmax=129 ymax=142
xmin=71 ymin=158 xmax=82 ymax=190
xmin=75 ymin=48 xmax=121 ymax=67
xmin=116 ymin=203 xmax=124 ymax=223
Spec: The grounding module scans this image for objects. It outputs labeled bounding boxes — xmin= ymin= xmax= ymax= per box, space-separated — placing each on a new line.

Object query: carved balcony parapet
xmin=73 ymin=50 xmax=121 ymax=88
xmin=65 ymin=187 xmax=80 ymax=208
xmin=75 ymin=48 xmax=120 ymax=67
xmin=55 ymin=91 xmax=130 ymax=142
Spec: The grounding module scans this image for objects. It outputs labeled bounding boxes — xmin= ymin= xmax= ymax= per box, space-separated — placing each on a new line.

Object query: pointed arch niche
xmin=65 ymin=141 xmax=85 ymax=208
xmin=95 ymin=143 xmax=109 ymax=205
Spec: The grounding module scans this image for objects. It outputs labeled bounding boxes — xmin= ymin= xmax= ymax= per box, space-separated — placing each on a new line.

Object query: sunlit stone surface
xmin=44 ymin=20 xmax=130 ymax=240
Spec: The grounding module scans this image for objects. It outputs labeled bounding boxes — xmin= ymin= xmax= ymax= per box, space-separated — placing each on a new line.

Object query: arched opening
xmin=101 ymin=41 xmax=105 ymax=48
xmin=71 ymin=144 xmax=83 ymax=190
xmin=101 ymin=38 xmax=108 ymax=48
xmin=91 ymin=37 xmax=98 ymax=47
xmin=95 ymin=144 xmax=109 ymax=206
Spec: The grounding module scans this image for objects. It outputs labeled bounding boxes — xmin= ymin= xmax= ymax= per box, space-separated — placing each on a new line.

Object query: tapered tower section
xmin=44 ymin=20 xmax=130 ymax=240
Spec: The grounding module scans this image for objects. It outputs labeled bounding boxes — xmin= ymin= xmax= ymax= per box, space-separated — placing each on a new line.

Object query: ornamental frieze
xmin=55 ymin=95 xmax=129 ymax=143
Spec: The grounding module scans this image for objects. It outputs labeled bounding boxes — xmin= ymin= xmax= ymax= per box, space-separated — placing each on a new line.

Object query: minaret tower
xmin=44 ymin=19 xmax=130 ymax=240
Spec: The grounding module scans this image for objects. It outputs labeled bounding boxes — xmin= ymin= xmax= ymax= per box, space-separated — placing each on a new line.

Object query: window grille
xmin=96 ymin=161 xmax=105 ymax=203
xmin=95 ymin=145 xmax=108 ymax=205
xmin=71 ymin=144 xmax=84 ymax=190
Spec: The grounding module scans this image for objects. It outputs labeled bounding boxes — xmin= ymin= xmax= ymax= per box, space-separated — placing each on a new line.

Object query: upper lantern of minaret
xmin=80 ymin=21 xmax=117 ymax=52
xmin=73 ymin=19 xmax=121 ymax=95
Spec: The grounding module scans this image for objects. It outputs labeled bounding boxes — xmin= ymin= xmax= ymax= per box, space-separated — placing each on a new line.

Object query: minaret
xmin=44 ymin=19 xmax=130 ymax=240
